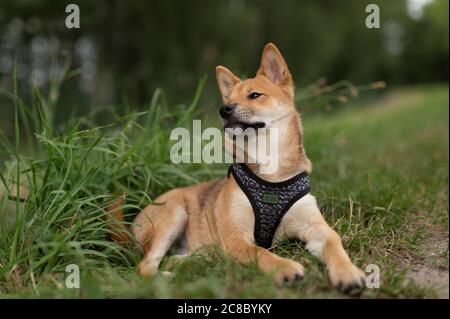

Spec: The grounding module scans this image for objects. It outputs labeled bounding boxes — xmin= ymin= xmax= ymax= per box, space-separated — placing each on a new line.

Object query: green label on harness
xmin=263 ymin=193 xmax=279 ymax=204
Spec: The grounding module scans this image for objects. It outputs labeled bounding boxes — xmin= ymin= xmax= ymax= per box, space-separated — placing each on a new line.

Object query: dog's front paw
xmin=137 ymin=261 xmax=158 ymax=277
xmin=138 ymin=262 xmax=175 ymax=279
xmin=272 ymin=259 xmax=305 ymax=284
xmin=329 ymin=263 xmax=366 ymax=294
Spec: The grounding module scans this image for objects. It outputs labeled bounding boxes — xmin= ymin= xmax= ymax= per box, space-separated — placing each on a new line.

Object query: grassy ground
xmin=0 ymin=84 xmax=448 ymax=298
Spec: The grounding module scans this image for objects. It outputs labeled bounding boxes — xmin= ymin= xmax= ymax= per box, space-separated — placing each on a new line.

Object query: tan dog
xmin=111 ymin=43 xmax=366 ymax=292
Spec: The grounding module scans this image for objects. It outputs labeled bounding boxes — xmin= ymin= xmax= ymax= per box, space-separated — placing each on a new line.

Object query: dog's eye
xmin=248 ymin=92 xmax=262 ymax=100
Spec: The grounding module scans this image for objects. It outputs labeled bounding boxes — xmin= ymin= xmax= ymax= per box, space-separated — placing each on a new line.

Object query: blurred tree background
xmin=0 ymin=0 xmax=448 ymax=133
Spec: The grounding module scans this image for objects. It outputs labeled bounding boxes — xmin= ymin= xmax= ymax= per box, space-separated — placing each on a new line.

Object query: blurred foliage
xmin=0 ymin=0 xmax=448 ymax=109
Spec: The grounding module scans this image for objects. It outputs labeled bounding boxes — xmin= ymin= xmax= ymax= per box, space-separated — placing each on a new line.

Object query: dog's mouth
xmin=222 ymin=119 xmax=266 ymax=130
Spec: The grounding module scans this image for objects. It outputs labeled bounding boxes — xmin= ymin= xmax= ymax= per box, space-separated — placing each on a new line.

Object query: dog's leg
xmin=277 ymin=194 xmax=366 ymax=292
xmin=223 ymin=236 xmax=305 ymax=284
xmin=133 ymin=205 xmax=188 ymax=277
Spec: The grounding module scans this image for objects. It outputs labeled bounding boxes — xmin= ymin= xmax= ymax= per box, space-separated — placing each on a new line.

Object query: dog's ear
xmin=216 ymin=66 xmax=241 ymax=102
xmin=257 ymin=43 xmax=293 ymax=88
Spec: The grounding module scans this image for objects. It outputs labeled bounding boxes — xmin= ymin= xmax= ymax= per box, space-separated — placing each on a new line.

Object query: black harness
xmin=228 ymin=163 xmax=311 ymax=248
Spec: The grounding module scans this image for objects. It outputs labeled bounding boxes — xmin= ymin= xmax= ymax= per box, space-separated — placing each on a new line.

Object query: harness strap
xmin=228 ymin=163 xmax=311 ymax=248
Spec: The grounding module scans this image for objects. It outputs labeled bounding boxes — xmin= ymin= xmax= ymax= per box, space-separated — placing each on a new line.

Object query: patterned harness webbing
xmin=228 ymin=163 xmax=311 ymax=248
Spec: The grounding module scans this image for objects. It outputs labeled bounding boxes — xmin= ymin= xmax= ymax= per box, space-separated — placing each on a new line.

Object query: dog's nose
xmin=219 ymin=104 xmax=237 ymax=118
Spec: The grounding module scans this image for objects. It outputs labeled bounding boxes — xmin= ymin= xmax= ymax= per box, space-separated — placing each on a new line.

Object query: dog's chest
xmin=229 ymin=188 xmax=300 ymax=246
xmin=227 ymin=164 xmax=310 ymax=248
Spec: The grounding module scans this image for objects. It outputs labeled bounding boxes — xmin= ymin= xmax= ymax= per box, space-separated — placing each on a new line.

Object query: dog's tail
xmin=106 ymin=193 xmax=132 ymax=243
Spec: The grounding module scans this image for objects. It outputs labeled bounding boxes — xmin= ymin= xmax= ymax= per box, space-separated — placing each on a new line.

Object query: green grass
xmin=0 ymin=82 xmax=448 ymax=298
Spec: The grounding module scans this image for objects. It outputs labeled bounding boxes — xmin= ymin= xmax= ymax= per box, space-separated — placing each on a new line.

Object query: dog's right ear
xmin=216 ymin=66 xmax=241 ymax=102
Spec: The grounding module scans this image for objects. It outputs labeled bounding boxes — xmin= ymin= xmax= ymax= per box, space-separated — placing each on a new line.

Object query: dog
xmin=110 ymin=43 xmax=366 ymax=292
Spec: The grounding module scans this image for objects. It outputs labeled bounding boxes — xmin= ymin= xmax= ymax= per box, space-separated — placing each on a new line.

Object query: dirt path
xmin=404 ymin=222 xmax=449 ymax=298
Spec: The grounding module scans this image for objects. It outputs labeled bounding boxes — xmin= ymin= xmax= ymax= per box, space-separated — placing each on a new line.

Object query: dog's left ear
xmin=257 ymin=43 xmax=293 ymax=88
